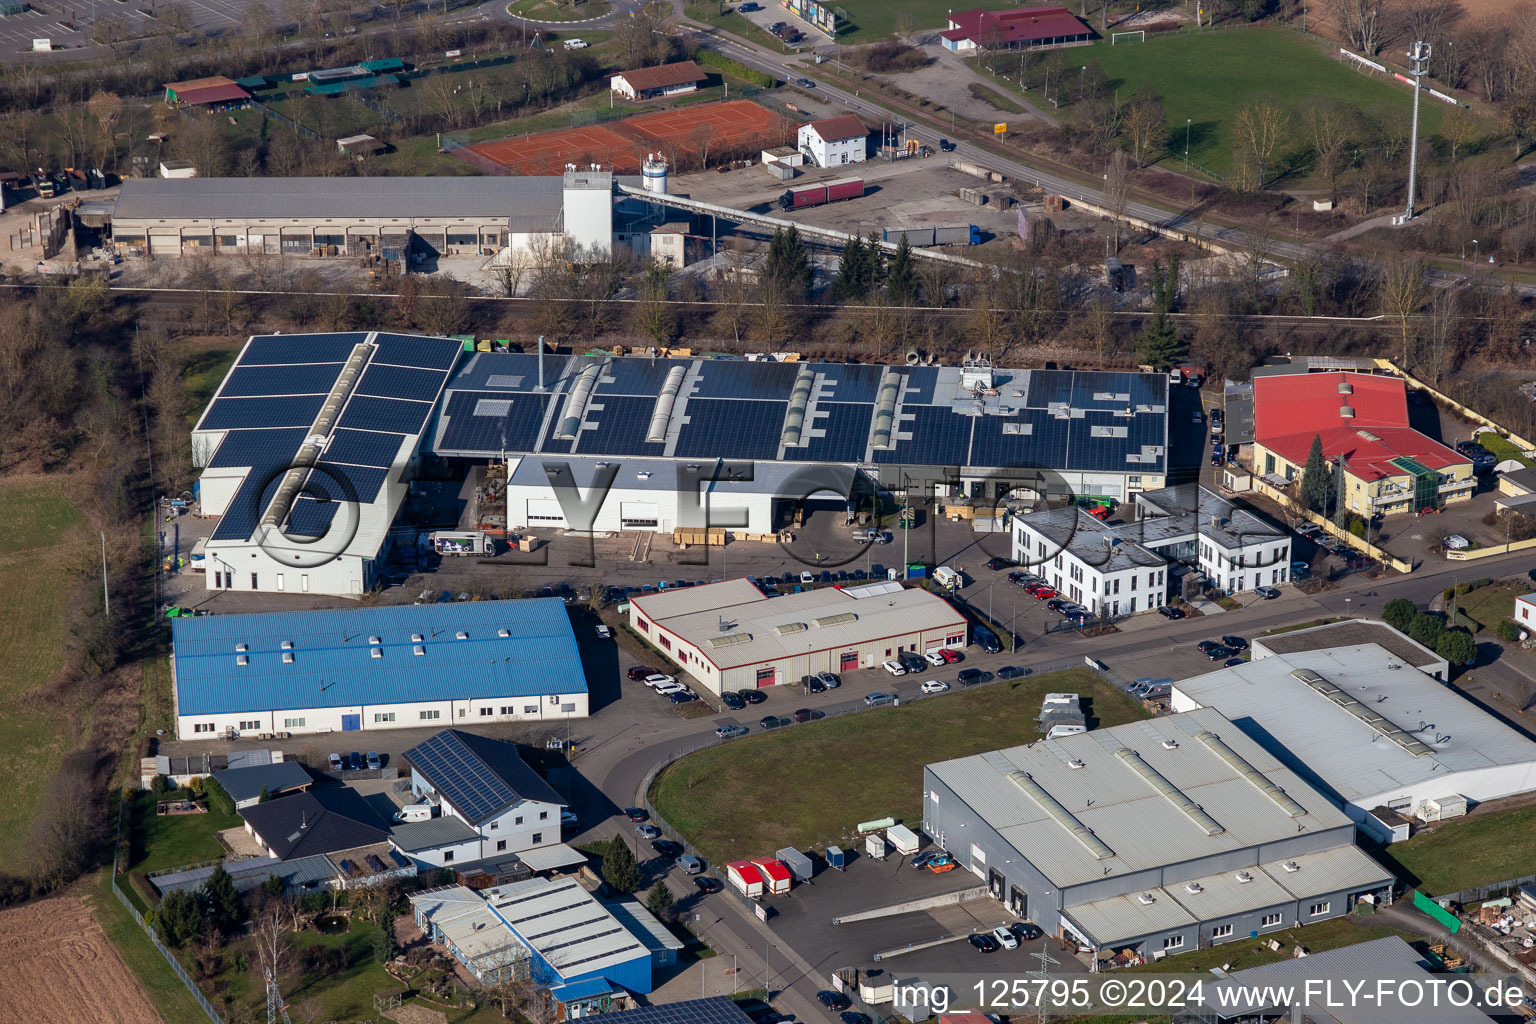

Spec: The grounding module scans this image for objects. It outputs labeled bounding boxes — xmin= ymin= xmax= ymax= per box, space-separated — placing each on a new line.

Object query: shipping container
xmin=775 ymin=847 xmax=814 ymax=882
xmin=726 ymin=860 xmax=765 ymax=898
xmin=882 ymin=226 xmax=935 ymax=246
xmin=886 ymin=824 xmax=920 ymax=856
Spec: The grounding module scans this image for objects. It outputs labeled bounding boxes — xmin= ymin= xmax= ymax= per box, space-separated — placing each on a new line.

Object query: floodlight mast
xmin=1402 ymin=40 xmax=1431 ymax=223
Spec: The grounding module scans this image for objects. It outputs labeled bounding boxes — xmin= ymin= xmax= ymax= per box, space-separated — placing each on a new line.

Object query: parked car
xmin=1221 ymin=635 xmax=1248 ymax=652
xmin=793 ymin=708 xmax=824 ymax=723
xmin=626 ymin=808 xmax=649 ymax=822
xmin=987 ymin=556 xmax=1016 ymax=571
xmin=817 ymin=671 xmax=841 ymax=689
xmin=652 ymin=839 xmax=683 ymax=858
xmin=560 ymin=809 xmax=578 ymax=827
xmin=366 ymin=751 xmax=382 ymax=770
xmin=1255 ymin=586 xmax=1281 ymax=599
xmin=924 ymin=650 xmax=947 ymax=667
xmin=741 ymin=689 xmax=767 ymax=705
xmin=760 ymin=715 xmax=792 ymax=730
xmin=694 ymin=876 xmax=723 ymax=894
xmin=1196 ymin=640 xmax=1225 ymax=655
xmin=667 ymin=690 xmax=697 ymax=703
xmin=594 ymin=624 xmax=612 ymax=639
xmin=1224 ymin=657 xmax=1247 ymax=667
xmin=644 ymin=674 xmax=678 ymax=689
xmin=721 ymin=692 xmax=747 ymax=710
xmin=1047 ymin=598 xmax=1070 ymax=613
xmin=939 ymin=648 xmax=962 ymax=664
xmin=1444 ymin=535 xmax=1471 ymax=550
xmin=968 ymin=932 xmax=1000 ymax=952
xmin=864 ymin=691 xmax=898 ymax=706
xmin=882 ymin=660 xmax=906 ymax=676
xmin=348 ymin=751 xmax=363 ymax=771
xmin=921 ymin=679 xmax=950 ymax=693
xmin=562 ymin=38 xmax=588 ymax=48
xmin=328 ymin=752 xmax=343 ymax=771
xmin=1008 ymin=921 xmax=1043 ymax=942
xmin=974 ymin=627 xmax=1002 ymax=653
xmin=736 ymin=1 xmax=760 ymax=9
xmin=817 ymin=991 xmax=851 ymax=1011
xmin=993 ymin=925 xmax=1020 ymax=950
xmin=636 ymin=824 xmax=661 ymax=840
xmin=957 ymin=668 xmax=984 ymax=685
xmin=840 ymin=1013 xmax=872 ymax=1024
xmin=1204 ymin=644 xmax=1235 ymax=661
xmin=996 ymin=665 xmax=1031 ymax=679
xmin=628 ymin=666 xmax=657 ymax=681
xmin=716 ymin=724 xmax=750 ymax=739
xmin=806 ymin=677 xmax=827 ymax=694
xmin=909 ymin=850 xmax=940 ymax=869
xmin=653 ymin=681 xmax=686 ymax=696
xmin=1157 ymin=605 xmax=1185 ymax=619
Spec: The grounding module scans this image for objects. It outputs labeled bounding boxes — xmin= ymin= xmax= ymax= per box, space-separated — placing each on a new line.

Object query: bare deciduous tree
xmin=1121 ymin=94 xmax=1166 ymax=167
xmin=1378 ymin=251 xmax=1428 ymax=365
xmin=1105 ymin=149 xmax=1132 ymax=253
xmin=1332 ymin=0 xmax=1385 ymax=54
xmin=1304 ymin=99 xmax=1352 ymax=200
xmin=1233 ymin=96 xmax=1289 ymax=188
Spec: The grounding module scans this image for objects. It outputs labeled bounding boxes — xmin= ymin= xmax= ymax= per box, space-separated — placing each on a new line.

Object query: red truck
xmin=778 ymin=176 xmax=864 ymax=211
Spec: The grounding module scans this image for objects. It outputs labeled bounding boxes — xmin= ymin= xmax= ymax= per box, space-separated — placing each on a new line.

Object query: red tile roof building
xmin=610 ymin=61 xmax=708 ymax=100
xmin=940 ymin=6 xmax=1093 ymax=52
xmin=1251 ymin=371 xmax=1473 ymax=516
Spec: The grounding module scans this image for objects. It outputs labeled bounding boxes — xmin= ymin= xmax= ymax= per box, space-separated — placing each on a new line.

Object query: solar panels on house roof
xmin=433 ymin=354 xmax=1169 ymax=475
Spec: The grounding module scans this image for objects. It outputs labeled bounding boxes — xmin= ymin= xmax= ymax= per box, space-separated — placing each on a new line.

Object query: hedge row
xmin=694 ymin=49 xmax=778 ymax=90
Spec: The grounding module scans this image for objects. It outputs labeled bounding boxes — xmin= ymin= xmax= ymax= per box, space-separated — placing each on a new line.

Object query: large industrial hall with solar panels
xmin=188 ymin=329 xmax=1170 ymax=595
xmin=922 ymin=708 xmax=1394 ymax=965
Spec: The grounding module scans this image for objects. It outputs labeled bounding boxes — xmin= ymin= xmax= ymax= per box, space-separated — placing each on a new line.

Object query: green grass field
xmin=651 ymin=668 xmax=1147 ymax=864
xmin=1476 ymin=431 xmax=1535 ymax=468
xmin=91 ymin=871 xmax=219 ymax=1024
xmin=1047 ymin=28 xmax=1446 ymax=179
xmin=124 ymin=791 xmax=244 ymax=876
xmin=0 ymin=478 xmax=84 ymax=869
xmin=1455 ymin=583 xmax=1520 ymax=632
xmin=507 ymin=0 xmax=602 ymax=20
xmin=1372 ymin=803 xmax=1536 ymax=896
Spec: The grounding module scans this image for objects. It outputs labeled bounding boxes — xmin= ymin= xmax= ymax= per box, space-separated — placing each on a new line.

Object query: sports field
xmin=1062 ymin=28 xmax=1447 ymax=178
xmin=467 ymin=99 xmax=788 ymax=174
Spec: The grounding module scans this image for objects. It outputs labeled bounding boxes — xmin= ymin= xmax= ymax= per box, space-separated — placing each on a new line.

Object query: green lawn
xmin=507 ymin=0 xmax=602 ymax=19
xmin=1126 ymin=914 xmax=1415 ymax=974
xmin=1372 ymin=803 xmax=1536 ymax=896
xmin=0 ymin=478 xmax=83 ymax=867
xmin=1455 ymin=583 xmax=1520 ymax=632
xmin=1036 ymin=28 xmax=1446 ymax=179
xmin=90 ymin=871 xmax=217 ymax=1024
xmin=651 ymin=668 xmax=1146 ymax=863
xmin=124 ymin=791 xmax=244 ymax=876
xmin=1476 ymin=431 xmax=1535 ymax=468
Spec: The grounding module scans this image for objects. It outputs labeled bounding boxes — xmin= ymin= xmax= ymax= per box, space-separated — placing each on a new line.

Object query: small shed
xmin=751 ymin=857 xmax=792 ymax=896
xmin=775 ymin=847 xmax=814 ymax=882
xmin=338 ymin=134 xmax=388 ymax=159
xmin=159 ymin=160 xmax=197 ymax=179
xmin=1365 ymin=805 xmax=1412 ymax=844
xmin=726 ymin=860 xmax=764 ymax=898
xmin=886 ymin=824 xmax=920 ymax=856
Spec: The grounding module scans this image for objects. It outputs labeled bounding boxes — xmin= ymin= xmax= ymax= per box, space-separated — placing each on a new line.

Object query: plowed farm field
xmin=0 ymin=897 xmax=161 ymax=1024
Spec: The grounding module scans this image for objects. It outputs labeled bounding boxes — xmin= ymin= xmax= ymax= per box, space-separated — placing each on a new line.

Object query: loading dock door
xmin=755 ymin=666 xmax=775 ymax=686
xmin=988 ymin=868 xmax=1005 ymax=899
xmin=840 ymin=651 xmax=860 ymax=672
xmin=1009 ymin=885 xmax=1027 ymax=917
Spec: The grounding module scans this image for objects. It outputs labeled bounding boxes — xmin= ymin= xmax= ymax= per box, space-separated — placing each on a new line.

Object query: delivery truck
xmin=778 ymin=176 xmax=864 ymax=210
xmin=933 ymin=566 xmax=963 ymax=591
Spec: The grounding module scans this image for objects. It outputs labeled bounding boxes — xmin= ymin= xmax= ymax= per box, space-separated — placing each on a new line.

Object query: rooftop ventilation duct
xmin=1185 ymin=882 xmax=1204 ymax=894
xmin=1137 ymin=893 xmax=1156 ymax=905
xmin=646 ymin=365 xmax=689 ymax=444
xmin=780 ymin=365 xmax=818 ymax=448
xmin=814 ymin=612 xmax=858 ymax=628
xmin=870 ymin=371 xmax=902 ymax=449
xmin=1235 ymin=871 xmax=1254 ymax=883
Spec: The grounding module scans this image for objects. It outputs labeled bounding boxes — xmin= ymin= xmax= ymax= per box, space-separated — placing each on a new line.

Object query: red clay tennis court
xmin=467 ymin=123 xmax=641 ymax=175
xmin=465 ymin=100 xmax=787 ymax=174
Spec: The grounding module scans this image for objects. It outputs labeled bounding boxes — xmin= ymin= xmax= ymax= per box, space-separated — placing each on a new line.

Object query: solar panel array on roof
xmin=439 ymin=391 xmax=551 ymax=452
xmin=592 ymin=996 xmax=755 ymax=1024
xmin=201 ymin=394 xmax=327 ymax=431
xmin=357 ymin=363 xmax=452 ymax=403
xmin=675 ymin=399 xmax=784 ymax=460
xmin=372 ymin=331 xmax=463 ymax=370
xmin=208 ymin=428 xmax=310 ymax=468
xmin=212 ymin=471 xmax=285 ymax=541
xmin=239 ymin=333 xmax=368 ymax=365
xmin=219 ymin=363 xmax=344 ymax=397
xmin=570 ymin=395 xmax=666 ymax=456
xmin=407 ymin=731 xmax=519 ymax=823
xmin=323 ymin=428 xmax=405 ymax=468
xmin=339 ymin=395 xmax=434 ymax=434
xmin=797 ymin=403 xmax=873 ymax=463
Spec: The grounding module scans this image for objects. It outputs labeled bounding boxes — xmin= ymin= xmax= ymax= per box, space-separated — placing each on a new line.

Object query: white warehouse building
xmin=1171 ymin=646 xmax=1536 ymax=839
xmin=169 ymin=599 xmax=589 ymax=741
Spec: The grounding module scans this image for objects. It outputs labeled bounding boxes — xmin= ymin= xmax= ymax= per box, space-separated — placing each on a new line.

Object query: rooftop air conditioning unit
xmin=1162 ymin=740 xmax=1179 ymax=750
xmin=1067 ymin=759 xmax=1086 ymax=769
xmin=1138 ymin=893 xmax=1156 ymax=905
xmin=1235 ymin=871 xmax=1254 ymax=883
xmin=281 ymin=640 xmax=294 ymax=650
xmin=413 ymin=645 xmax=426 ymax=656
xmin=456 ymin=630 xmax=469 ymax=640
xmin=236 ymin=655 xmax=249 ymax=667
xmin=282 ymin=652 xmax=295 ymax=664
xmin=412 ymin=633 xmax=424 ymax=643
xmin=235 ymin=643 xmax=248 ymax=653
xmin=1185 ymin=882 xmax=1204 ymax=894
xmin=371 ymin=648 xmax=382 ymax=659
xmin=1282 ymin=861 xmax=1300 ymax=873
xmin=498 ymin=628 xmax=510 ymax=637
xmin=369 ymin=635 xmax=382 ymax=645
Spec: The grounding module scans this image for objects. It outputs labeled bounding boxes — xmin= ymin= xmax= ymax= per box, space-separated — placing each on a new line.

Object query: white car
xmin=924 ymin=651 xmax=946 ymax=667
xmin=882 ymin=660 xmax=906 ymax=676
xmin=921 ymin=679 xmax=950 ymax=694
xmin=595 ymin=624 xmax=612 ymax=639
xmin=993 ymin=925 xmax=1020 ymax=950
xmin=562 ymin=38 xmax=588 ymax=49
xmin=1444 ymin=535 xmax=1470 ymax=550
xmin=653 ymin=680 xmax=686 ymax=695
xmin=644 ymin=674 xmax=678 ymax=689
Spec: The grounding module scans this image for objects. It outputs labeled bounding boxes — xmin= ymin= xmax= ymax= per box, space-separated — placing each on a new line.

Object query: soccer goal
xmin=1111 ymin=30 xmax=1145 ymax=44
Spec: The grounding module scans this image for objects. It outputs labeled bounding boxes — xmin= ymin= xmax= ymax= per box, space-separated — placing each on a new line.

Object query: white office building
xmin=797 ymin=115 xmax=868 ymax=167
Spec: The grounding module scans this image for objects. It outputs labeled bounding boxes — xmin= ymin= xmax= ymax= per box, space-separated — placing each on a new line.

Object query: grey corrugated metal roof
xmin=928 ymin=708 xmax=1352 ymax=889
xmin=114 ymin=176 xmax=568 ymax=221
xmin=151 ymin=853 xmax=336 ymax=896
xmin=605 ymin=897 xmax=685 ymax=953
xmin=1064 ymin=890 xmax=1197 ymax=946
xmin=1172 ymin=647 xmax=1536 ymax=806
xmin=484 ymin=877 xmax=649 ymax=979
xmin=1208 ymin=936 xmax=1488 ymax=1022
xmin=632 ymin=579 xmax=967 ymax=670
xmin=1263 ymin=845 xmax=1394 ymax=900
xmin=211 ymin=761 xmax=312 ymax=803
xmin=390 ymin=815 xmax=481 ymax=852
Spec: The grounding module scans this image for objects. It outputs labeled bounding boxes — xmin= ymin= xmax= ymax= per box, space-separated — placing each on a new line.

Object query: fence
xmin=110 ymin=792 xmax=228 ymax=1024
xmin=1433 ymin=875 xmax=1536 ymax=911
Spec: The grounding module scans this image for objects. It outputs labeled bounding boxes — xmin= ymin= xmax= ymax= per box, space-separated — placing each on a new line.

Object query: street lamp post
xmin=1185 ymin=118 xmax=1191 ymax=169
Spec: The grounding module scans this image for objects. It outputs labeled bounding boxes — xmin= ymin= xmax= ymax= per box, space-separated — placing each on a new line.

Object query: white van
xmin=393 ymin=803 xmax=434 ymax=823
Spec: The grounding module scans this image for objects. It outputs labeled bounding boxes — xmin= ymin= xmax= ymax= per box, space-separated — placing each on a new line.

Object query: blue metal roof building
xmin=171 ymin=598 xmax=589 ymax=739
